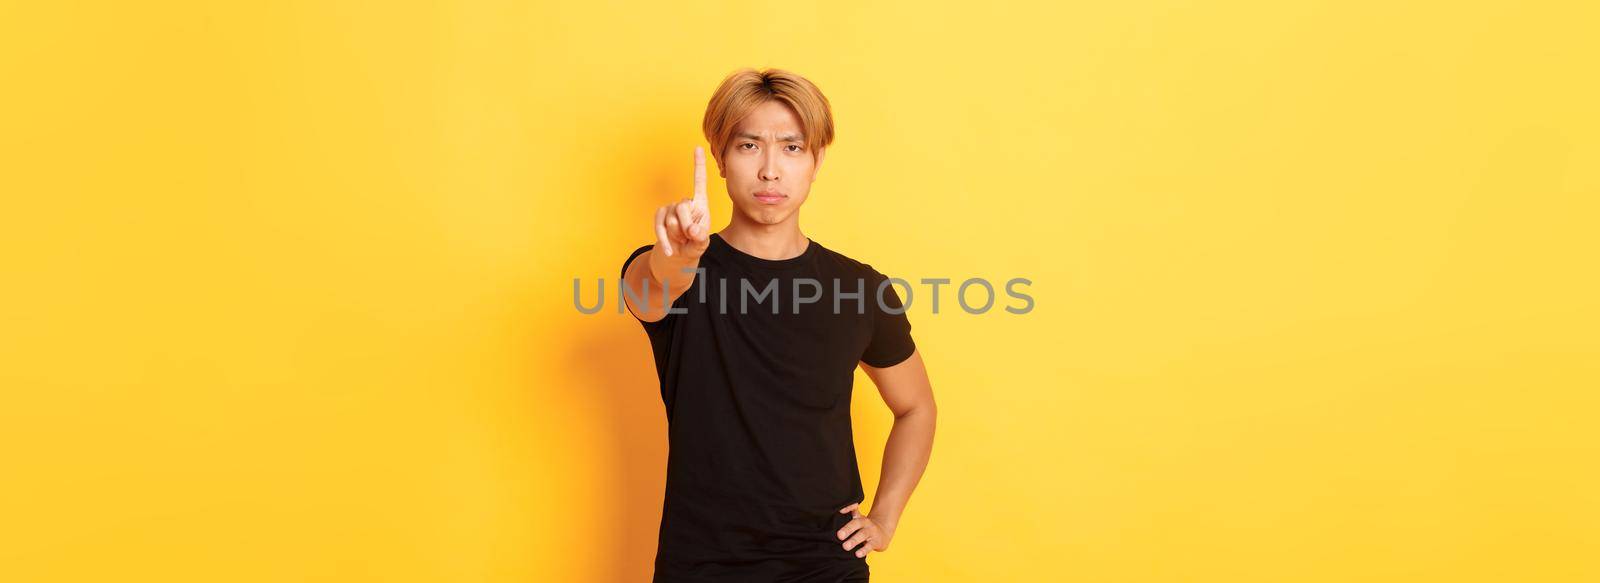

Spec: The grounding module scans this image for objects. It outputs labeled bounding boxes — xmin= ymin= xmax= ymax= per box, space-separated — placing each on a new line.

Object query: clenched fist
xmin=654 ymin=146 xmax=712 ymax=259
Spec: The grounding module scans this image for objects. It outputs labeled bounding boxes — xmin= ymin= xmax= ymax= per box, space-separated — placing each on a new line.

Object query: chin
xmin=739 ymin=208 xmax=791 ymax=225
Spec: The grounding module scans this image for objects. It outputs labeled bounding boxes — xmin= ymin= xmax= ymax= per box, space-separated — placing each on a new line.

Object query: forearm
xmin=868 ymin=403 xmax=936 ymax=530
xmin=624 ymin=247 xmax=701 ymax=319
xmin=647 ymin=247 xmax=701 ymax=299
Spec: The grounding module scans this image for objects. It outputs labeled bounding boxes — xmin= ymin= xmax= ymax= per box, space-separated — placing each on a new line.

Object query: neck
xmin=719 ymin=213 xmax=809 ymax=260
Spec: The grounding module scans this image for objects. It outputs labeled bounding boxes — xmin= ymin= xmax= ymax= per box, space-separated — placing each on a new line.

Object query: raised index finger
xmin=692 ymin=146 xmax=708 ymax=205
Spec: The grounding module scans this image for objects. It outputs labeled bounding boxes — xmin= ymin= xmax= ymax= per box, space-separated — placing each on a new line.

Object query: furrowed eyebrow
xmin=733 ymin=132 xmax=806 ymax=143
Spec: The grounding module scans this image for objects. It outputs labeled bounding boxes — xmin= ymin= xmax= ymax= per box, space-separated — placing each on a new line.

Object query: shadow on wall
xmin=560 ymin=117 xmax=689 ymax=582
xmin=567 ymin=315 xmax=666 ymax=583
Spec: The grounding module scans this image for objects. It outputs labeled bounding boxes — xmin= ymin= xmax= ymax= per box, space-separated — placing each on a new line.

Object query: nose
xmin=758 ymin=148 xmax=780 ymax=182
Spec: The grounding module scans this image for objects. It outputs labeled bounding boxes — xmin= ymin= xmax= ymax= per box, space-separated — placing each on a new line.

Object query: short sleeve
xmin=620 ymin=244 xmax=667 ymax=326
xmin=621 ymin=244 xmax=653 ymax=280
xmin=861 ymin=270 xmax=916 ymax=368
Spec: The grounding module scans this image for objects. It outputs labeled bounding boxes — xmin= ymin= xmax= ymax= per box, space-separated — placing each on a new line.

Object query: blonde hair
xmin=702 ymin=68 xmax=834 ymax=170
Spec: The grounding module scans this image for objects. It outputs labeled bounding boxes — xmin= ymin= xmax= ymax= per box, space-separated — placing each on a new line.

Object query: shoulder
xmin=811 ymin=240 xmax=891 ymax=282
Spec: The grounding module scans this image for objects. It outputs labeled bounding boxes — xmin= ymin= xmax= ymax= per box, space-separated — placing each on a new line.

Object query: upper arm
xmin=861 ymin=349 xmax=935 ymax=418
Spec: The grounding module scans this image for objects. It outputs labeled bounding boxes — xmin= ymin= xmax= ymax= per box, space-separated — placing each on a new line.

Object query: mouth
xmin=753 ymin=191 xmax=786 ymax=205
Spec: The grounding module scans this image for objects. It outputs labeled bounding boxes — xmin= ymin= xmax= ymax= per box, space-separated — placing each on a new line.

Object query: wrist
xmin=868 ymin=506 xmax=903 ymax=531
xmin=648 ymin=250 xmax=693 ymax=281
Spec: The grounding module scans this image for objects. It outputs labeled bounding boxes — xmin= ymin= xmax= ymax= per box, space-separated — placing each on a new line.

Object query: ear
xmin=810 ymin=147 xmax=826 ymax=181
xmin=717 ymin=152 xmax=726 ymax=179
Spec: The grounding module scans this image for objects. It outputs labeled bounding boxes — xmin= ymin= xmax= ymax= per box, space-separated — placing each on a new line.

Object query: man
xmin=621 ymin=68 xmax=937 ymax=582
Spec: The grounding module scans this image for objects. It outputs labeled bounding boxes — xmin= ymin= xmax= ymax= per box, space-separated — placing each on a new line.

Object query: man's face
xmin=718 ymin=100 xmax=825 ymax=226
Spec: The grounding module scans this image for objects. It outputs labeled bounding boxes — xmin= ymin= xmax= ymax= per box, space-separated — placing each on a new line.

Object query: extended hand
xmin=653 ymin=146 xmax=712 ymax=259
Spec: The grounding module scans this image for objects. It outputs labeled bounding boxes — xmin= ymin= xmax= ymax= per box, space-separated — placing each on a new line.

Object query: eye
xmin=785 ymin=144 xmax=803 ymax=152
xmin=739 ymin=142 xmax=757 ymax=151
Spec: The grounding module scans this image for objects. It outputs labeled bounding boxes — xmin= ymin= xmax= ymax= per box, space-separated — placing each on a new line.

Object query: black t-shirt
xmin=621 ymin=232 xmax=915 ymax=583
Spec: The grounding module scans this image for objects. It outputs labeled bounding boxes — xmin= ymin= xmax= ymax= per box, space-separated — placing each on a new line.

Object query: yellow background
xmin=3 ymin=1 xmax=1597 ymax=581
